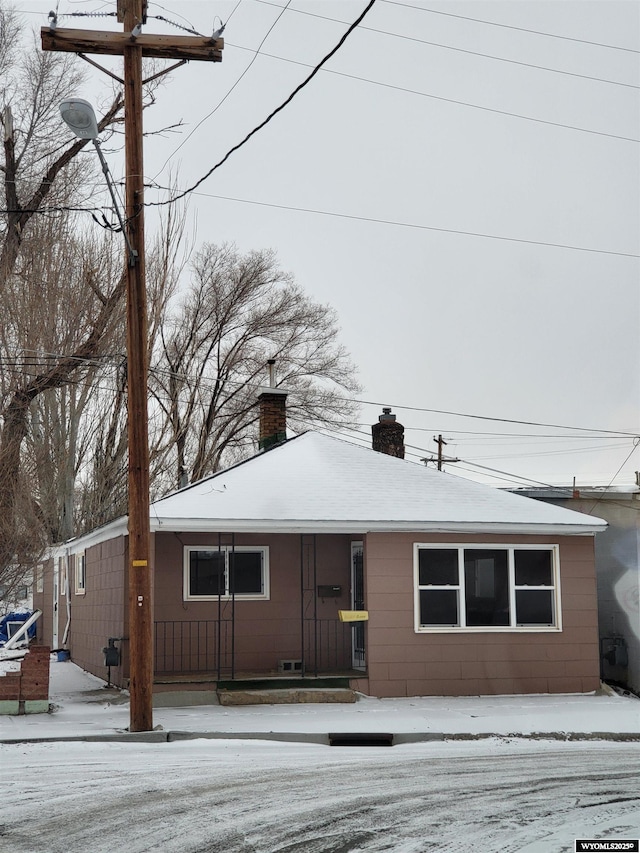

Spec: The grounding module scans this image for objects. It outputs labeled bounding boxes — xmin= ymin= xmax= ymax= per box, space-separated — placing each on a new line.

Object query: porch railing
xmin=154 ymin=620 xmax=230 ymax=675
xmin=302 ymin=618 xmax=353 ymax=673
xmin=154 ymin=618 xmax=357 ymax=676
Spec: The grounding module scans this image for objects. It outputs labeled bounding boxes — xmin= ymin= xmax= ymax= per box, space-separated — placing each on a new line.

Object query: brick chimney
xmin=258 ymin=359 xmax=287 ymax=451
xmin=372 ymin=407 xmax=404 ymax=459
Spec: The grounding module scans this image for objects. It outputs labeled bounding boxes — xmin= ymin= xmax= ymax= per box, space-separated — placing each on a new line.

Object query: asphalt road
xmin=1 ymin=739 xmax=639 ymax=852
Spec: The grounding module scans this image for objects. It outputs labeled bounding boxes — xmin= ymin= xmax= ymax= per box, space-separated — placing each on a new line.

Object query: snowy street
xmin=2 ymin=738 xmax=639 ymax=852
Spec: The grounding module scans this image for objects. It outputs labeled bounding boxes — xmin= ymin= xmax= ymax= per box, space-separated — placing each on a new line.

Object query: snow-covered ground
xmin=1 ymin=658 xmax=640 ymax=741
xmin=1 ymin=660 xmax=640 ymax=852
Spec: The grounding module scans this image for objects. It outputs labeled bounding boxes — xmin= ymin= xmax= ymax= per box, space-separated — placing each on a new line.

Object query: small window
xmin=415 ymin=544 xmax=560 ymax=632
xmin=184 ymin=546 xmax=269 ymax=601
xmin=75 ymin=553 xmax=86 ymax=595
xmin=35 ymin=564 xmax=44 ymax=594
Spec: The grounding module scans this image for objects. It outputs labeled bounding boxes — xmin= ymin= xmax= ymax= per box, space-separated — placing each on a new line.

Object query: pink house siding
xmin=363 ymin=532 xmax=600 ymax=697
xmin=69 ymin=535 xmax=128 ymax=684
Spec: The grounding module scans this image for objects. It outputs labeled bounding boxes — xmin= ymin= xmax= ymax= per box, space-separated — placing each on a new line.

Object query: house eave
xmin=52 ymin=516 xmax=129 ymax=553
xmin=150 ymin=518 xmax=605 ymax=536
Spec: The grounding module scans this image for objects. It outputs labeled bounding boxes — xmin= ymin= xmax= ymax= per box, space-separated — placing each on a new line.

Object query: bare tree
xmin=151 ymin=243 xmax=361 ymax=491
xmin=70 ymin=204 xmax=187 ymax=532
xmin=0 ymin=5 xmax=125 ymax=577
xmin=0 ymin=6 xmax=360 ymax=570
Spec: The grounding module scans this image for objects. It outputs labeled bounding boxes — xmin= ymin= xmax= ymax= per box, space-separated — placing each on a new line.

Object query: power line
xmin=14 ymin=188 xmax=638 ymax=260
xmin=584 ymin=438 xmax=640 ymax=512
xmin=460 ymin=441 xmax=632 ymax=461
xmin=384 ymin=426 xmax=630 ymax=440
xmin=152 ymin=0 xmax=291 ymax=180
xmin=147 ymin=0 xmax=378 ymax=208
xmin=231 ymin=50 xmax=638 ymax=143
xmin=328 ymin=424 xmax=560 ymax=487
xmin=353 ymin=397 xmax=639 ymax=436
xmin=252 ymin=0 xmax=640 ymax=89
xmin=382 ymin=1 xmax=640 ymax=54
xmin=2 ymin=343 xmax=637 ymax=439
xmin=2 ymin=349 xmax=637 ymax=439
xmin=145 ymin=186 xmax=640 ymax=260
xmin=147 ymin=41 xmax=639 ymax=196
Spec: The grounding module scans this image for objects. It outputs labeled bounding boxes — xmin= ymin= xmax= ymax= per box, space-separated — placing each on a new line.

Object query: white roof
xmin=149 ymin=432 xmax=606 ymax=536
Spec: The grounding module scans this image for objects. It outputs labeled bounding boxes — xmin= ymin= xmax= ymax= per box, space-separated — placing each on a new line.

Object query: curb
xmin=1 ymin=730 xmax=640 ymax=746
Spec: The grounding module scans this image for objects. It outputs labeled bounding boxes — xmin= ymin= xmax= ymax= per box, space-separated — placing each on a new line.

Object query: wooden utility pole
xmin=42 ymin=0 xmax=222 ymax=732
xmin=421 ymin=435 xmax=460 ymax=472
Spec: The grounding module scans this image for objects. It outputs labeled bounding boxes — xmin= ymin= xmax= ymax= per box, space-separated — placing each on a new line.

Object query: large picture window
xmin=414 ymin=544 xmax=560 ymax=632
xmin=184 ymin=546 xmax=269 ymax=601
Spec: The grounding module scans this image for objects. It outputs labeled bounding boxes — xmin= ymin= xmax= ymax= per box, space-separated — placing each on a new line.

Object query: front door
xmin=351 ymin=542 xmax=365 ymax=670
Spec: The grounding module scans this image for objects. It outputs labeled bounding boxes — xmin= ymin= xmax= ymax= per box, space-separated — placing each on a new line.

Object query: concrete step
xmin=218 ymin=687 xmax=357 ymax=706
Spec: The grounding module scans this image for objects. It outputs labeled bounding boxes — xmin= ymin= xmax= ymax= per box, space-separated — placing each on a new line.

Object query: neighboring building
xmin=33 ymin=399 xmax=607 ymax=700
xmin=511 ymin=486 xmax=640 ymax=695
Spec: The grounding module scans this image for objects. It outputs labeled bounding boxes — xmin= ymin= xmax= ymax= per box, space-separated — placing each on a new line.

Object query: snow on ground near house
xmin=1 ymin=661 xmax=639 ymax=852
xmin=1 ymin=659 xmax=639 ymax=740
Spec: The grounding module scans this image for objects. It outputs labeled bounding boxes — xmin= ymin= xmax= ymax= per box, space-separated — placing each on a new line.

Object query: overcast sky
xmin=18 ymin=0 xmax=640 ymax=488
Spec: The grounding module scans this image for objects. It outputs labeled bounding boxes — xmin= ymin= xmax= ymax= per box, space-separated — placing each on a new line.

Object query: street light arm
xmin=92 ymin=138 xmax=138 ymax=267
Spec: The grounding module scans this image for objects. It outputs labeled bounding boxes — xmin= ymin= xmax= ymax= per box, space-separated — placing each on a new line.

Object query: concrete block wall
xmin=0 ymin=645 xmax=51 ymax=714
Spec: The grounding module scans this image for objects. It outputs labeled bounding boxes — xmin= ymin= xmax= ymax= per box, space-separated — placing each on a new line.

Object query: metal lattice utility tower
xmin=42 ymin=0 xmax=223 ymax=732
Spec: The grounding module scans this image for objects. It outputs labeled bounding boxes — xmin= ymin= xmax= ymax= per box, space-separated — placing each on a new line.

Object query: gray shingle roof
xmin=150 ymin=432 xmax=606 ymax=535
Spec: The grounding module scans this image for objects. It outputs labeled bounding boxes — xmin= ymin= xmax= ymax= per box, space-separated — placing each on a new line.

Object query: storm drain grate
xmin=328 ymin=732 xmax=394 ymax=747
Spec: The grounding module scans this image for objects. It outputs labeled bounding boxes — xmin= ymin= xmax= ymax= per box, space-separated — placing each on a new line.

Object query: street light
xmin=59 ymin=97 xmax=99 ymax=139
xmin=59 ymin=98 xmax=137 ymax=265
xmin=59 ymin=94 xmax=153 ymax=732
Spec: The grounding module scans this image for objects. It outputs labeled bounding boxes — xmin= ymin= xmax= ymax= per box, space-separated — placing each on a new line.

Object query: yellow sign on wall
xmin=338 ymin=610 xmax=369 ymax=622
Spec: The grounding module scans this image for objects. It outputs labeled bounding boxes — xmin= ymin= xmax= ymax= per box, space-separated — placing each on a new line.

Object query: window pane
xmin=464 ymin=549 xmax=509 ymax=626
xmin=418 ymin=549 xmax=458 ymax=585
xmin=515 ymin=550 xmax=553 ymax=586
xmin=190 ymin=551 xmax=225 ymax=596
xmin=229 ymin=551 xmax=263 ymax=595
xmin=419 ymin=589 xmax=458 ymax=625
xmin=516 ymin=590 xmax=554 ymax=625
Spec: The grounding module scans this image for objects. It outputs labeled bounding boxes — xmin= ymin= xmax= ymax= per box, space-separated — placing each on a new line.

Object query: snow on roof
xmin=150 ymin=432 xmax=606 ymax=535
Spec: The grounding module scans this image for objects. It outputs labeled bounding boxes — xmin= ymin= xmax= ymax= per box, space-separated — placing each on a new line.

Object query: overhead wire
xmin=326 ymin=424 xmax=561 ymax=487
xmin=144 ymin=187 xmax=640 ymax=260
xmin=146 ymin=0 xmax=379 ymax=207
xmin=381 ymin=1 xmax=640 ymax=54
xmin=151 ymin=0 xmax=288 ymax=180
xmin=4 ymin=353 xmax=635 ymax=489
xmin=350 ymin=397 xmax=639 ymax=437
xmin=221 ymin=49 xmax=639 ymax=144
xmin=252 ymin=0 xmax=640 ymax=89
xmin=1 ymin=350 xmax=636 ymax=439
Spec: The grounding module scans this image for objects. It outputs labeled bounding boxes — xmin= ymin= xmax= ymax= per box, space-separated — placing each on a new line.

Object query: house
xmin=510 ymin=485 xmax=640 ymax=695
xmin=33 ymin=395 xmax=607 ymax=700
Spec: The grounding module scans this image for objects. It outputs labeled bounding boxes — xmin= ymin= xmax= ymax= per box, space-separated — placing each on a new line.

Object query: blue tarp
xmin=0 ymin=611 xmax=37 ymax=646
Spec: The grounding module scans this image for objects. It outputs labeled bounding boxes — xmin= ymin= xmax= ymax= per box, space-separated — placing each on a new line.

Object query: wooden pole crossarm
xmin=41 ymin=28 xmax=223 ymax=62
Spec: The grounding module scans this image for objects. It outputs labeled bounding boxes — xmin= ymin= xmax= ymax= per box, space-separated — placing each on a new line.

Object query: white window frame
xmin=183 ymin=546 xmax=270 ymax=601
xmin=413 ymin=543 xmax=561 ymax=633
xmin=75 ymin=552 xmax=86 ymax=595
